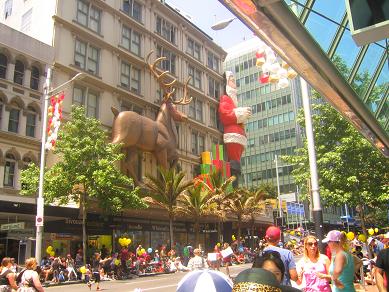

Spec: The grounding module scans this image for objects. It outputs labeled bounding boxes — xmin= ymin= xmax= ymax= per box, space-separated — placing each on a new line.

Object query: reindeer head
xmin=146 ymin=51 xmax=192 ymax=122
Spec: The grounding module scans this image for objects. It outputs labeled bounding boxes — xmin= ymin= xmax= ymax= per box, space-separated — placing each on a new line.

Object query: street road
xmin=47 ymin=264 xmax=251 ymax=292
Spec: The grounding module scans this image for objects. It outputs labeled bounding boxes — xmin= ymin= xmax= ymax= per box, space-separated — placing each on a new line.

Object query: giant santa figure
xmin=218 ymin=71 xmax=251 ymax=187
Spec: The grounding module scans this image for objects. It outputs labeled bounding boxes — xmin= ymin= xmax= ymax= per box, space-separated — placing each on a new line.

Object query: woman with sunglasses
xmin=296 ymin=235 xmax=331 ymax=291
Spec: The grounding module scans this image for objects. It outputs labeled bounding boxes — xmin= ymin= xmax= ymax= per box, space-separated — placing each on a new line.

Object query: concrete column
xmin=39 ymin=75 xmax=46 ymax=92
xmin=0 ymin=164 xmax=4 ymax=188
xmin=24 ymin=69 xmax=31 ymax=88
xmin=6 ymin=63 xmax=15 ymax=82
xmin=14 ymin=160 xmax=22 ymax=189
xmin=2 ymin=110 xmax=10 ymax=131
xmin=20 ymin=111 xmax=27 ymax=136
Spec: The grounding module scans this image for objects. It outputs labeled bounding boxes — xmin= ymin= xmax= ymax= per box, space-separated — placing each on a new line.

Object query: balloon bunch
xmin=368 ymin=228 xmax=379 ymax=235
xmin=46 ymin=246 xmax=55 ymax=257
xmin=255 ymin=42 xmax=297 ymax=89
xmin=137 ymin=248 xmax=146 ymax=256
xmin=45 ymin=93 xmax=65 ymax=150
xmin=118 ymin=237 xmax=132 ymax=247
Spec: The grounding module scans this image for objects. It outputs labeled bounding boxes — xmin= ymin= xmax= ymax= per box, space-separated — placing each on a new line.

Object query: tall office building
xmin=224 ymin=38 xmax=346 ymax=227
xmin=224 ymin=38 xmax=302 ymax=194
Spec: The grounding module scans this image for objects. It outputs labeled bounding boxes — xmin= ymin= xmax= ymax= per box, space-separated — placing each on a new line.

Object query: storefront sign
xmin=202 ymin=229 xmax=217 ymax=233
xmin=1 ymin=222 xmax=25 ymax=230
xmin=7 ymin=229 xmax=34 ymax=240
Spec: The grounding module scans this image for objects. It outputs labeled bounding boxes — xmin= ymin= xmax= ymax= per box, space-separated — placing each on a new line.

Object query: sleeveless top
xmin=0 ymin=269 xmax=12 ymax=285
xmin=329 ymin=251 xmax=356 ymax=292
xmin=298 ymin=254 xmax=331 ymax=292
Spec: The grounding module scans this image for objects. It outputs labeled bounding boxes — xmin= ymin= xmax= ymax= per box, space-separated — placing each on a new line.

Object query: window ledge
xmin=69 ymin=64 xmax=102 ymax=79
xmin=72 ymin=19 xmax=104 ymax=38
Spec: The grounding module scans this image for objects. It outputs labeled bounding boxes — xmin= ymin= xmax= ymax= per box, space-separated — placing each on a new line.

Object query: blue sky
xmin=165 ymin=0 xmax=254 ymax=49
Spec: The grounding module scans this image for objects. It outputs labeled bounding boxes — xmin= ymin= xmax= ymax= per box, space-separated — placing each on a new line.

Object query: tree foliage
xmin=21 ymin=106 xmax=145 ymax=211
xmin=283 ymin=81 xmax=389 ymax=227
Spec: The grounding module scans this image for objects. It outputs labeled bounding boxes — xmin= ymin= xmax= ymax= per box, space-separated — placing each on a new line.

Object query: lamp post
xmin=35 ymin=68 xmax=84 ymax=263
xmin=274 ymin=155 xmax=282 ymax=221
xmin=211 ymin=17 xmax=237 ymax=30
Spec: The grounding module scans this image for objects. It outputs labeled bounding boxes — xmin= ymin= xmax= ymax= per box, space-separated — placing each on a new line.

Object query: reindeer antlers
xmin=146 ymin=51 xmax=192 ymax=105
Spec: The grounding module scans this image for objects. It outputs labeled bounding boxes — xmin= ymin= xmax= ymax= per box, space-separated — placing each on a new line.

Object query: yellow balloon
xmin=374 ymin=228 xmax=379 ymax=233
xmin=358 ymin=234 xmax=366 ymax=242
xmin=46 ymin=246 xmax=53 ymax=254
xmin=368 ymin=228 xmax=374 ymax=236
xmin=126 ymin=238 xmax=132 ymax=246
xmin=346 ymin=232 xmax=355 ymax=241
xmin=50 ymin=251 xmax=55 ymax=257
xmin=80 ymin=266 xmax=86 ymax=274
xmin=290 ymin=231 xmax=295 ymax=235
xmin=114 ymin=259 xmax=120 ymax=266
xmin=217 ymin=242 xmax=221 ymax=247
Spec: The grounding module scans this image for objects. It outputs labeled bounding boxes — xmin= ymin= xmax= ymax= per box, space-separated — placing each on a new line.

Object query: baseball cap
xmin=322 ymin=230 xmax=341 ymax=243
xmin=265 ymin=226 xmax=281 ymax=242
xmin=367 ymin=237 xmax=374 ymax=245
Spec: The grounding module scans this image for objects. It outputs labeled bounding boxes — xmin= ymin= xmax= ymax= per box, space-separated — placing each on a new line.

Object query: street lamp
xmin=35 ymin=68 xmax=85 ymax=263
xmin=211 ymin=17 xmax=237 ymax=30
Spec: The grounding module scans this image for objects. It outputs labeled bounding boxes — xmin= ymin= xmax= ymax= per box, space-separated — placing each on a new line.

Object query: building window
xmin=210 ymin=105 xmax=217 ymax=128
xmin=74 ymin=39 xmax=100 ymax=75
xmin=189 ymin=97 xmax=203 ymax=123
xmin=14 ymin=60 xmax=24 ymax=85
xmin=188 ymin=65 xmax=202 ymax=90
xmin=187 ymin=37 xmax=201 ymax=61
xmin=26 ymin=106 xmax=36 ymax=137
xmin=4 ymin=0 xmax=12 ymax=19
xmin=207 ymin=51 xmax=219 ymax=72
xmin=73 ymin=86 xmax=99 ymax=118
xmin=156 ymin=16 xmax=176 ymax=44
xmin=208 ymin=76 xmax=220 ymax=99
xmin=191 ymin=131 xmax=205 ymax=155
xmin=21 ymin=8 xmax=32 ymax=32
xmin=76 ymin=0 xmax=101 ymax=33
xmin=156 ymin=45 xmax=176 ymax=75
xmin=123 ymin=0 xmax=142 ymax=23
xmin=8 ymin=107 xmax=19 ymax=133
xmin=4 ymin=154 xmax=16 ymax=187
xmin=120 ymin=61 xmax=141 ymax=94
xmin=30 ymin=66 xmax=39 ymax=90
xmin=0 ymin=54 xmax=7 ymax=79
xmin=121 ymin=102 xmax=143 ymax=115
xmin=121 ymin=25 xmax=141 ymax=56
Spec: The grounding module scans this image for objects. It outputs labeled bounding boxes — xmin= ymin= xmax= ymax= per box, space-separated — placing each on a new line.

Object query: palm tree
xmin=197 ymin=170 xmax=235 ymax=243
xmin=224 ymin=188 xmax=255 ymax=245
xmin=176 ymin=186 xmax=214 ymax=247
xmin=143 ymin=167 xmax=193 ymax=248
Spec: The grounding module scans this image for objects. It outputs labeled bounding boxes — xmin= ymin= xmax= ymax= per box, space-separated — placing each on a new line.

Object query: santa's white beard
xmin=226 ymin=86 xmax=238 ymax=106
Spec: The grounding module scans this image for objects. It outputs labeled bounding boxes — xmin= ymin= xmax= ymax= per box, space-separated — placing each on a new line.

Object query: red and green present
xmin=212 ymin=144 xmax=224 ymax=161
xmin=200 ymin=164 xmax=213 ymax=175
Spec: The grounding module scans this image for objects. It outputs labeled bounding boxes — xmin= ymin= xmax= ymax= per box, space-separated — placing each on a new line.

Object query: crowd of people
xmin=0 ymin=227 xmax=388 ymax=292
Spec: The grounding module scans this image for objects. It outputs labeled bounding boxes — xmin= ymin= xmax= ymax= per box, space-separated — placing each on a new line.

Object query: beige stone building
xmin=0 ymin=22 xmax=54 ymax=259
xmin=0 ymin=0 xmax=242 ymax=258
xmin=1 ymin=0 xmax=226 ymax=181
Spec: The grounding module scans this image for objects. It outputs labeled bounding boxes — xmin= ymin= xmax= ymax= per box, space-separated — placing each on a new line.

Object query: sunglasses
xmin=307 ymin=242 xmax=318 ymax=247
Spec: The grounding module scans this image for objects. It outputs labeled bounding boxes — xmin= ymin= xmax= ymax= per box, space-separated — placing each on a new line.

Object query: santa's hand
xmin=234 ymin=107 xmax=252 ymax=123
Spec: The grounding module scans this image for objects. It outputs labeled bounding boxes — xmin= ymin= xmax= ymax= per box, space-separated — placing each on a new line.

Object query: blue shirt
xmin=263 ymin=245 xmax=296 ymax=286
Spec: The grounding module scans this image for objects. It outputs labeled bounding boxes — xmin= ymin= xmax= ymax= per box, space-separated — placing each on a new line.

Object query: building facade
xmin=0 ymin=22 xmax=54 ymax=261
xmin=0 ymin=0 xmax=274 ymax=259
xmin=224 ymin=38 xmax=344 ymax=227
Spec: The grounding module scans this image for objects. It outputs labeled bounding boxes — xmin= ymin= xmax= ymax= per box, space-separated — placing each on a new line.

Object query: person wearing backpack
xmin=0 ymin=257 xmax=18 ymax=292
xmin=16 ymin=258 xmax=44 ymax=292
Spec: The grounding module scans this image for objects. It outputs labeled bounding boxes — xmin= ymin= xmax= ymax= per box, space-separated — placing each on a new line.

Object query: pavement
xmin=46 ymin=263 xmax=251 ymax=291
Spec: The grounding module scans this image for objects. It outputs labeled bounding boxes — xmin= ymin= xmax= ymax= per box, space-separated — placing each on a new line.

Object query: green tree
xmin=197 ymin=170 xmax=235 ymax=243
xmin=21 ymin=106 xmax=145 ymax=264
xmin=283 ymin=93 xmax=389 ymax=238
xmin=143 ymin=167 xmax=194 ymax=248
xmin=176 ymin=185 xmax=213 ymax=247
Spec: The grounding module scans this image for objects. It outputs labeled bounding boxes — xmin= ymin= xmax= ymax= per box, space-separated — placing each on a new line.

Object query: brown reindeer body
xmin=111 ymin=52 xmax=191 ymax=185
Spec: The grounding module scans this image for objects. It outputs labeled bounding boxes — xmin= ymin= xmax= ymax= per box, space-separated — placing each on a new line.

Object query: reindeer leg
xmin=126 ymin=147 xmax=141 ymax=185
xmin=155 ymin=149 xmax=168 ymax=170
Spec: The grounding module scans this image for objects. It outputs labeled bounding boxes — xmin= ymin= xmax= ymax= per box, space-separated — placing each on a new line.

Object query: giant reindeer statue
xmin=111 ymin=51 xmax=192 ymax=185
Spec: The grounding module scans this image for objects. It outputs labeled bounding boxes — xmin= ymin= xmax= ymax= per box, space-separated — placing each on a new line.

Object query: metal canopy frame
xmin=218 ymin=0 xmax=388 ymax=156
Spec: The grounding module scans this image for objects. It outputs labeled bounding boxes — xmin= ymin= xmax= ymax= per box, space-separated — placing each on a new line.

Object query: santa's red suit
xmin=218 ymin=71 xmax=251 ymax=162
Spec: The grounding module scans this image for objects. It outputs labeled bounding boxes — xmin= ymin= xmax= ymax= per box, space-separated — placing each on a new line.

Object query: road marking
xmin=125 ymin=275 xmax=175 ymax=285
xmin=135 ymin=284 xmax=178 ymax=291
